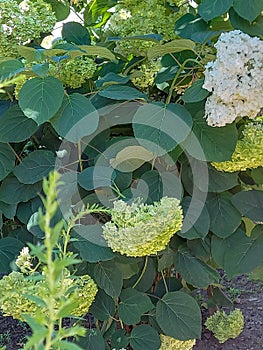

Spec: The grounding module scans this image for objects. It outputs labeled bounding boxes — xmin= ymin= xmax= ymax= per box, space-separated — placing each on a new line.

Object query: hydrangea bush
xmin=0 ymin=0 xmax=263 ymax=349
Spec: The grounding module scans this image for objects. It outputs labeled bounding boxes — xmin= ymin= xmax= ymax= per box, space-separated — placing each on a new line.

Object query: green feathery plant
xmin=0 ymin=172 xmax=111 ymax=350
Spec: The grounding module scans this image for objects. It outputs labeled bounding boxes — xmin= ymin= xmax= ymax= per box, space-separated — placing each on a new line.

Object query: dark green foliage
xmin=0 ymin=0 xmax=262 ymax=347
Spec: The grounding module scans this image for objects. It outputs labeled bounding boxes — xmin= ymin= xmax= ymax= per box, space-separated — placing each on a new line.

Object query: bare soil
xmin=0 ymin=274 xmax=262 ymax=350
xmin=194 ymin=275 xmax=263 ymax=350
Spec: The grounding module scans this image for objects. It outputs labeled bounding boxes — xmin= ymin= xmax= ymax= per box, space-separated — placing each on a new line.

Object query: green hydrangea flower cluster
xmin=51 ymin=56 xmax=96 ymax=88
xmin=0 ymin=0 xmax=56 ymax=57
xmin=212 ymin=122 xmax=263 ymax=172
xmin=205 ymin=309 xmax=244 ymax=343
xmin=109 ymin=0 xmax=188 ymax=56
xmin=131 ymin=59 xmax=162 ymax=90
xmin=103 ymin=197 xmax=183 ymax=257
xmin=0 ymin=271 xmax=98 ymax=321
xmin=159 ymin=335 xmax=196 ymax=350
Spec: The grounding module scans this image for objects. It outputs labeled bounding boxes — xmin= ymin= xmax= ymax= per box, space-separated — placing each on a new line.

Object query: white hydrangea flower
xmin=15 ymin=247 xmax=33 ymax=274
xmin=203 ymin=30 xmax=263 ymax=127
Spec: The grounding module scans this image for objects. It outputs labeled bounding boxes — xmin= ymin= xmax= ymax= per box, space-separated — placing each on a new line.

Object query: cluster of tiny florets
xmin=203 ymin=30 xmax=263 ymax=127
xmin=159 ymin=335 xmax=196 ymax=350
xmin=108 ymin=0 xmax=188 ymax=56
xmin=15 ymin=247 xmax=33 ymax=274
xmin=205 ymin=309 xmax=244 ymax=343
xmin=103 ymin=197 xmax=183 ymax=257
xmin=131 ymin=59 xmax=162 ymax=90
xmin=0 ymin=271 xmax=98 ymax=321
xmin=212 ymin=122 xmax=263 ymax=172
xmin=50 ymin=56 xmax=96 ymax=88
xmin=0 ymin=0 xmax=56 ymax=57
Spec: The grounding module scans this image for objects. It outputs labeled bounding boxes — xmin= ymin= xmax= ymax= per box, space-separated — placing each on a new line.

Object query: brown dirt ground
xmin=194 ymin=275 xmax=263 ymax=350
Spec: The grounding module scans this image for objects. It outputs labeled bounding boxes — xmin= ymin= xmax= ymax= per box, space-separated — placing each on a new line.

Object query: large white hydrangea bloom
xmin=203 ymin=30 xmax=263 ymax=127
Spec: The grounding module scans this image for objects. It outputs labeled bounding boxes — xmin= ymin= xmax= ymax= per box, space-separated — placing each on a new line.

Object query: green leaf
xmin=250 ymin=263 xmax=263 ymax=281
xmin=108 ymin=34 xmax=162 ymax=43
xmin=0 ymin=59 xmax=24 ymax=80
xmin=179 ymin=197 xmax=210 ymax=239
xmin=187 ymin=238 xmax=211 ymax=261
xmin=130 ymin=325 xmax=160 ymax=350
xmin=0 ymin=237 xmax=24 ymax=273
xmin=211 ymin=226 xmax=263 ymax=278
xmin=119 ymin=288 xmax=154 ymax=325
xmin=23 ymin=294 xmax=47 ymax=308
xmin=207 ymin=165 xmax=239 ymax=192
xmin=83 ymin=0 xmax=115 ymax=27
xmin=16 ymin=47 xmax=41 ymax=62
xmin=0 ymin=143 xmax=15 ymax=181
xmin=46 ymin=0 xmax=70 ymax=21
xmin=17 ymin=196 xmax=42 ymax=224
xmin=99 ymin=85 xmax=146 ymax=100
xmin=0 ymin=105 xmax=38 ymax=142
xmin=147 ymin=39 xmax=196 ymax=60
xmin=51 ymin=94 xmax=99 ymax=143
xmin=18 ymin=77 xmax=64 ymax=125
xmin=155 ymin=66 xmax=179 ymax=84
xmin=57 ymin=300 xmax=79 ymax=318
xmin=32 ymin=63 xmax=49 ymax=78
xmin=77 ymin=329 xmax=105 ymax=350
xmin=89 ymin=289 xmax=115 ymax=321
xmin=0 ymin=175 xmax=41 ymax=204
xmin=231 ymin=190 xmax=263 ymax=223
xmin=133 ymin=103 xmax=193 ymax=156
xmin=72 ymin=226 xmax=115 ymax=263
xmin=111 ymin=329 xmax=129 ymax=350
xmin=94 ymin=261 xmax=123 ymax=297
xmin=110 ymin=146 xmax=155 ymax=172
xmin=198 ymin=0 xmax=233 ymax=22
xmin=138 ymin=170 xmax=163 ymax=203
xmin=156 ymin=291 xmax=202 ymax=340
xmin=78 ymin=166 xmax=116 ymax=191
xmin=0 ymin=201 xmax=17 ymax=219
xmin=174 ymin=14 xmax=211 ymax=42
xmin=96 ymin=72 xmax=130 ymax=88
xmin=116 ymin=262 xmax=139 ymax=279
xmin=62 ymin=22 xmax=91 ymax=45
xmin=182 ymin=78 xmax=210 ymax=103
xmin=174 ymin=248 xmax=219 ymax=288
xmin=251 ymin=167 xmax=263 ymax=184
xmin=232 ymin=0 xmax=263 ymax=23
xmin=229 ymin=8 xmax=263 ymax=36
xmin=183 ymin=109 xmax=238 ymax=161
xmin=56 ymin=341 xmax=83 ymax=350
xmin=207 ymin=194 xmax=242 ymax=238
xmin=72 ymin=224 xmax=108 ymax=247
xmin=79 ymin=45 xmax=116 ymax=61
xmin=13 ymin=150 xmax=55 ymax=184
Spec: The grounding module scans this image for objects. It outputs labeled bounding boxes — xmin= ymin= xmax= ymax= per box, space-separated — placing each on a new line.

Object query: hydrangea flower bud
xmin=103 ymin=197 xmax=183 ymax=257
xmin=212 ymin=122 xmax=263 ymax=172
xmin=131 ymin=59 xmax=162 ymax=90
xmin=51 ymin=56 xmax=96 ymax=88
xmin=108 ymin=0 xmax=188 ymax=56
xmin=159 ymin=335 xmax=196 ymax=350
xmin=205 ymin=309 xmax=244 ymax=343
xmin=0 ymin=271 xmax=97 ymax=321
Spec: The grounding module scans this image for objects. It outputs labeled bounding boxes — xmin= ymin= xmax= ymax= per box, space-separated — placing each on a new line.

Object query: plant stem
xmin=132 ymin=256 xmax=149 ymax=288
xmin=165 ymin=58 xmax=203 ymax=105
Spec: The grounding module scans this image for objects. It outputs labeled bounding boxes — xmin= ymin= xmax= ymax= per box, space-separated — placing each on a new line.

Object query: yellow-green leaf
xmin=147 ymin=39 xmax=196 ymax=60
